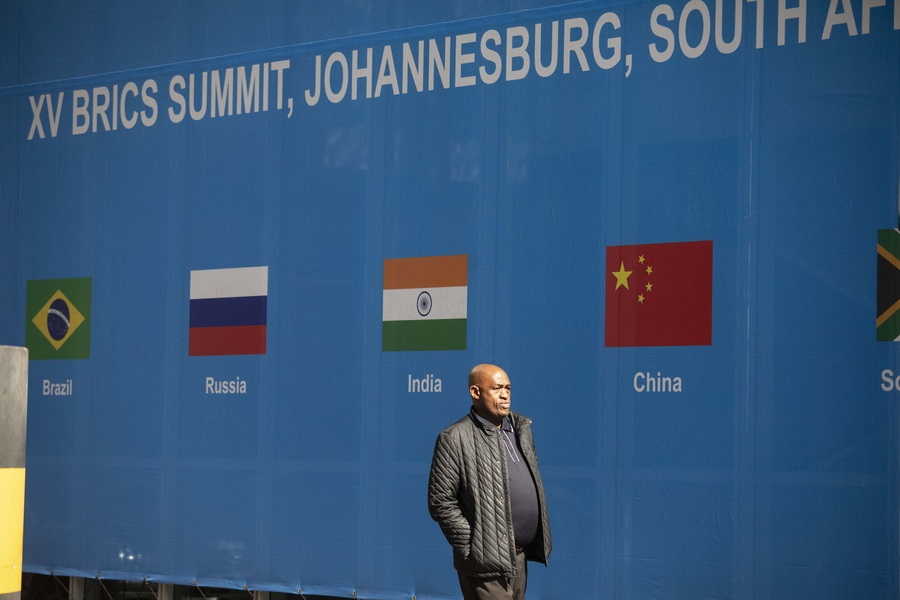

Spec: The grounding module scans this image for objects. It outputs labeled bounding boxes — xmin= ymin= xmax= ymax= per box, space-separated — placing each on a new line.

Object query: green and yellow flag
xmin=25 ymin=277 xmax=92 ymax=359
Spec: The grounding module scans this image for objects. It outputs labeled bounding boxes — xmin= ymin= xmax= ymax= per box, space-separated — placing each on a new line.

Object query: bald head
xmin=468 ymin=364 xmax=501 ymax=387
xmin=468 ymin=364 xmax=512 ymax=427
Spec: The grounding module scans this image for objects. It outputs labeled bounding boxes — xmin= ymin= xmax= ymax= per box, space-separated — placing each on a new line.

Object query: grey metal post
xmin=0 ymin=346 xmax=28 ymax=600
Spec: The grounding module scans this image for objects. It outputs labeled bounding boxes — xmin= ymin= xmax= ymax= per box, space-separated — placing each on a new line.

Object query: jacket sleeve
xmin=427 ymin=430 xmax=471 ymax=557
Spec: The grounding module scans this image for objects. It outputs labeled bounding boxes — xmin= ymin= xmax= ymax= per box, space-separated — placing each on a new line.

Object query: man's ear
xmin=469 ymin=384 xmax=480 ymax=401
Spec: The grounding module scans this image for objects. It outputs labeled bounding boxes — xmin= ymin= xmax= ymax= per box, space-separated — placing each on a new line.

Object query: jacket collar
xmin=468 ymin=406 xmax=529 ymax=432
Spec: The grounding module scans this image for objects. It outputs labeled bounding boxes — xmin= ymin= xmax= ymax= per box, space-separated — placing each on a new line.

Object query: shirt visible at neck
xmin=472 ymin=409 xmax=539 ymax=547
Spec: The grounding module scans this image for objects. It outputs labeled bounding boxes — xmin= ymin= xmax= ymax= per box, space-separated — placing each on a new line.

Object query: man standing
xmin=428 ymin=364 xmax=551 ymax=600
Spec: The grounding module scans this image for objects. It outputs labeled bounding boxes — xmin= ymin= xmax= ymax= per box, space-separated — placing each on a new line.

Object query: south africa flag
xmin=877 ymin=229 xmax=900 ymax=341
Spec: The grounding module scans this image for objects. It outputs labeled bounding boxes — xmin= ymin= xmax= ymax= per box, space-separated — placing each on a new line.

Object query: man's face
xmin=470 ymin=367 xmax=512 ymax=426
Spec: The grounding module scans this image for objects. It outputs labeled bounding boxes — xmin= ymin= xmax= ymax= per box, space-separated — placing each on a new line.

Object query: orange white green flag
xmin=382 ymin=254 xmax=467 ymax=351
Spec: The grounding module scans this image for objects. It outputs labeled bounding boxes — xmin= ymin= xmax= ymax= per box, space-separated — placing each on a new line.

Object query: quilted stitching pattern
xmin=428 ymin=410 xmax=552 ymax=578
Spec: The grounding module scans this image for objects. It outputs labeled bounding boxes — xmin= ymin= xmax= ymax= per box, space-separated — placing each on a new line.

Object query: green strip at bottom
xmin=383 ymin=319 xmax=466 ymax=351
xmin=877 ymin=308 xmax=900 ymax=341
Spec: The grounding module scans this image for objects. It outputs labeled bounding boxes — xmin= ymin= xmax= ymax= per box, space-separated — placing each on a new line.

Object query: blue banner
xmin=1 ymin=1 xmax=898 ymax=598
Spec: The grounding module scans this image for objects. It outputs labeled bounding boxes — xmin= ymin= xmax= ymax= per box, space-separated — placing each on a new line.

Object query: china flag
xmin=605 ymin=240 xmax=713 ymax=347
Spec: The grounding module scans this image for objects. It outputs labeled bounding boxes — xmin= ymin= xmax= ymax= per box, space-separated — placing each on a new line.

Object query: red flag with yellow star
xmin=605 ymin=240 xmax=713 ymax=347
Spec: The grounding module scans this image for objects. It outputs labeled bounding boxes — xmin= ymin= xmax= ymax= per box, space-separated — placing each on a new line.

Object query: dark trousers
xmin=457 ymin=549 xmax=528 ymax=600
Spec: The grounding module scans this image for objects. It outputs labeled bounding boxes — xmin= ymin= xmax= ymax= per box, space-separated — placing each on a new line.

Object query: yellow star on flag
xmin=612 ymin=262 xmax=632 ymax=290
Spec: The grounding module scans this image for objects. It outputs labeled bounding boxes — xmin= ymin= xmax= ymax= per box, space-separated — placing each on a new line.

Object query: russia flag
xmin=189 ymin=266 xmax=268 ymax=356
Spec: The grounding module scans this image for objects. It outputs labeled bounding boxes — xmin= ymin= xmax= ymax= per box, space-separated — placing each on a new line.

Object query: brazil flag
xmin=25 ymin=277 xmax=92 ymax=359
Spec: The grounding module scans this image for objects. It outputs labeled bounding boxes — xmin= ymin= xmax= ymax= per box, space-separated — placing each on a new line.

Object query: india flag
xmin=382 ymin=254 xmax=467 ymax=351
xmin=189 ymin=266 xmax=268 ymax=356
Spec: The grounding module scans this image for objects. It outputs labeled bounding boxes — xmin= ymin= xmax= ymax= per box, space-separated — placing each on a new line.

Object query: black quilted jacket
xmin=428 ymin=408 xmax=552 ymax=578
